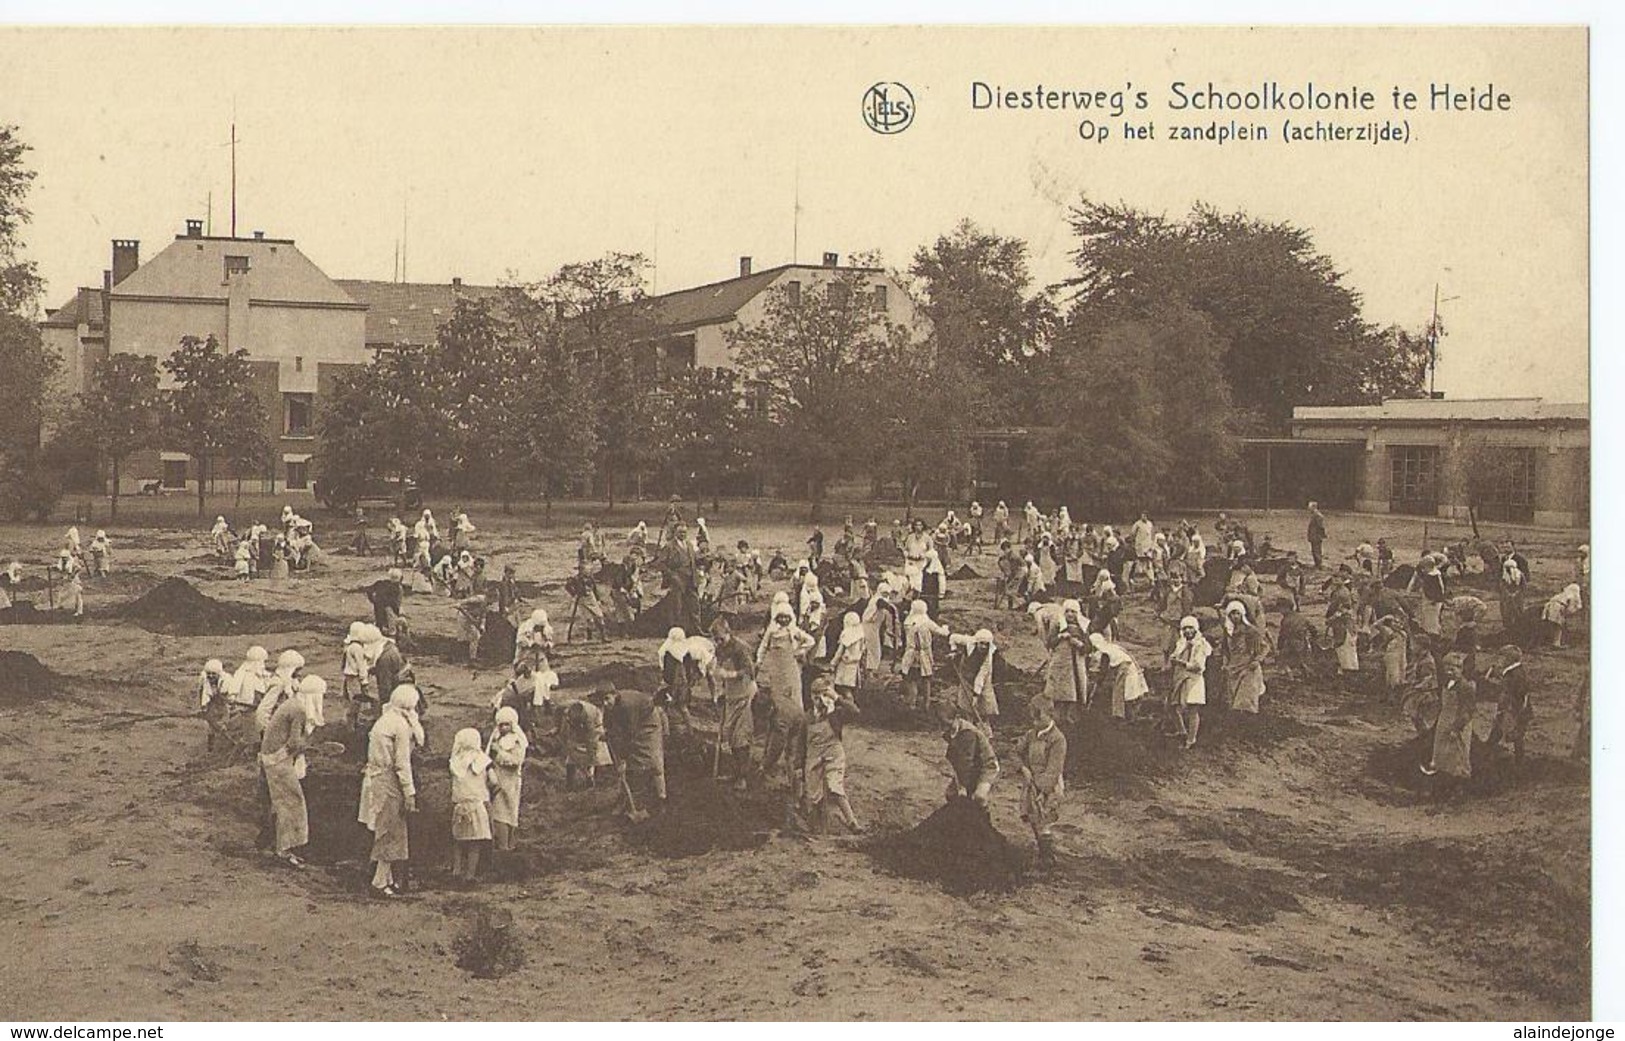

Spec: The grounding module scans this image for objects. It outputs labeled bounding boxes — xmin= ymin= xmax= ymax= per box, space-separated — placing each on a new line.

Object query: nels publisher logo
xmin=862 ymin=82 xmax=915 ymax=134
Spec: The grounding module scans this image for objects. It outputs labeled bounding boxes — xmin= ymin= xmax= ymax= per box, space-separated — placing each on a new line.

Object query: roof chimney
xmin=739 ymin=256 xmax=752 ymax=278
xmin=822 ymin=252 xmax=839 ymax=268
xmin=185 ymin=219 xmax=204 ymax=238
xmin=252 ymin=230 xmax=264 ymax=240
xmin=451 ymin=276 xmax=463 ymax=290
xmin=111 ymin=239 xmax=140 ymax=287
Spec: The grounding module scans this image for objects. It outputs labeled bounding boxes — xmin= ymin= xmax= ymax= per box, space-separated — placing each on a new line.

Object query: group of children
xmin=173 ymin=497 xmax=1595 ymax=890
xmin=215 ymin=509 xmax=322 ymax=581
xmin=1 ymin=525 xmax=112 ymax=618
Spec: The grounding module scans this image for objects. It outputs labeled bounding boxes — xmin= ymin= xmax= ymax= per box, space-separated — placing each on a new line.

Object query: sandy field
xmin=0 ymin=498 xmax=1590 ymax=1021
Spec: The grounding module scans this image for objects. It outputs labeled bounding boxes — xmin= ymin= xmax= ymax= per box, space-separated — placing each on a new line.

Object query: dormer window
xmin=225 ymin=255 xmax=251 ymax=277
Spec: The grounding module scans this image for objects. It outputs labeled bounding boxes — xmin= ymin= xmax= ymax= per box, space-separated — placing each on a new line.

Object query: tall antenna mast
xmin=1428 ymin=282 xmax=1440 ymax=397
xmin=401 ymin=196 xmax=408 ymax=282
xmin=230 ymin=97 xmax=238 ymax=238
xmin=206 ymin=191 xmax=213 ymax=236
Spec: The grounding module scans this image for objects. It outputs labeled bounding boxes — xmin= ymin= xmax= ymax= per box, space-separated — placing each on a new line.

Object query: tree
xmin=501 ymin=284 xmax=601 ymax=517
xmin=726 ymin=271 xmax=898 ymax=507
xmin=0 ymin=125 xmax=42 ymax=315
xmin=427 ymin=297 xmax=538 ymax=510
xmin=317 ymin=343 xmax=449 ymax=503
xmin=1027 ymin=302 xmax=1239 ymax=516
xmin=653 ymin=366 xmax=750 ymax=510
xmin=67 ymin=353 xmax=162 ymax=520
xmin=162 ymin=335 xmax=267 ymax=518
xmin=530 ymin=252 xmax=655 ymax=504
xmin=909 ymin=219 xmax=1055 ymax=414
xmin=0 ymin=126 xmax=59 ymax=521
xmin=1064 ymin=198 xmax=1430 ymax=429
xmin=865 ymin=336 xmax=983 ymax=515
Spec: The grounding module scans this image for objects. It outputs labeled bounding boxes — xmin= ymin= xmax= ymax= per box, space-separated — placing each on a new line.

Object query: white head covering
xmin=450 ymin=727 xmax=491 ymax=777
xmin=296 ymin=674 xmax=327 ymax=728
xmin=1224 ymin=600 xmax=1250 ymax=623
xmin=275 ymin=649 xmax=305 ymax=674
xmin=839 ymin=611 xmax=864 ymax=646
xmin=905 ymin=599 xmax=932 ymax=625
xmin=204 ymin=658 xmax=224 ymax=675
xmin=659 ymin=627 xmax=687 ymax=660
xmin=246 ymin=645 xmax=269 ymax=664
xmin=3 ymin=561 xmax=20 ymax=581
xmin=346 ymin=621 xmax=367 ymax=643
xmin=1062 ymin=598 xmax=1085 ymax=622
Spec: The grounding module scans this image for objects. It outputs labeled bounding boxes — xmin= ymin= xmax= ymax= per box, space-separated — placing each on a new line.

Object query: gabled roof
xmin=111 ymin=235 xmax=360 ymax=307
xmin=336 ymin=279 xmax=505 ymax=346
xmin=41 ymin=287 xmax=106 ymax=329
xmin=1293 ymin=397 xmax=1588 ymax=424
xmin=621 ymin=263 xmax=885 ymax=335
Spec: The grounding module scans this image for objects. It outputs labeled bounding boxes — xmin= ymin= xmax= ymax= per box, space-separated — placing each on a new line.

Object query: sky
xmin=0 ymin=25 xmax=1589 ymax=402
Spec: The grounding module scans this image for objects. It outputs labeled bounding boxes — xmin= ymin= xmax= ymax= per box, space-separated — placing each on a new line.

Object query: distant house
xmin=592 ymin=254 xmax=927 ymax=376
xmin=1247 ymin=397 xmax=1589 ymax=528
xmin=43 ymin=219 xmax=368 ymax=495
xmin=335 ymin=278 xmax=504 ymax=351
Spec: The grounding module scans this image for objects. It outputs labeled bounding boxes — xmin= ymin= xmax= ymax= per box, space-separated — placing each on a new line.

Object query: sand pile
xmin=950 ymin=563 xmax=981 ymax=581
xmin=0 ymin=651 xmax=55 ymax=706
xmin=869 ymin=797 xmax=1027 ymax=894
xmin=121 ymin=577 xmax=321 ymax=636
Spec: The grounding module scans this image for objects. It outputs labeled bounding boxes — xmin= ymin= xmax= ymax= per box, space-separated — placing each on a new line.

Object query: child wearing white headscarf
xmin=89 ymin=531 xmax=112 ymax=577
xmin=950 ymin=628 xmax=999 ymax=728
xmin=487 ymin=705 xmax=529 ymax=860
xmin=449 ymin=727 xmax=493 ymax=883
xmin=1169 ymin=616 xmax=1212 ymax=749
xmin=231 ymin=646 xmax=269 ymax=713
xmin=1089 ymin=632 xmax=1149 ymax=721
xmin=198 ymin=659 xmax=228 ymax=751
xmin=899 ymin=599 xmax=952 ymax=715
xmin=342 ymin=622 xmax=370 ymax=702
xmin=1543 ymin=583 xmax=1585 ymax=649
xmin=832 ymin=612 xmax=866 ymax=696
xmin=255 ymin=650 xmax=306 ymax=733
xmin=361 ymin=685 xmax=420 ymax=897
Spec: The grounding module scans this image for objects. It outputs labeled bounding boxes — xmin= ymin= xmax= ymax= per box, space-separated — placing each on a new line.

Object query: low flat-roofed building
xmin=1282 ymin=397 xmax=1588 ymax=528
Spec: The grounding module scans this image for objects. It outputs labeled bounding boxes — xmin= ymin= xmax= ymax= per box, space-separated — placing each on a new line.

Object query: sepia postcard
xmin=0 ymin=23 xmax=1596 ymax=1026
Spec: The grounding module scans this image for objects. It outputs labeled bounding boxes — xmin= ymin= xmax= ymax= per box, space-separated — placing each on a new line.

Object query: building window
xmin=786 ymin=280 xmax=802 ymax=307
xmin=1388 ymin=445 xmax=1438 ymax=516
xmin=872 ymin=284 xmax=888 ymax=310
xmin=828 ymin=282 xmax=851 ymax=309
xmin=286 ymin=460 xmax=309 ymax=491
xmin=225 ymin=255 xmax=251 ymax=277
xmin=162 ymin=459 xmax=188 ymax=489
xmin=661 ymin=335 xmax=697 ymax=375
xmin=284 ymin=393 xmax=314 ymax=437
xmin=294 ymin=355 xmax=304 ymax=373
xmin=1470 ymin=446 xmax=1537 ymax=524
